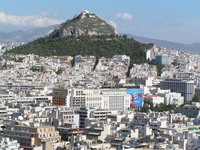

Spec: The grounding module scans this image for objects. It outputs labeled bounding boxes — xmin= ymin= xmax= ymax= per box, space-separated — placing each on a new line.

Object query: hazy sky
xmin=1 ymin=0 xmax=200 ymax=44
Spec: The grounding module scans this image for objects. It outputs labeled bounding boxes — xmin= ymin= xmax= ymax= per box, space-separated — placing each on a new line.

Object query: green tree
xmin=192 ymin=94 xmax=200 ymax=102
xmin=141 ymin=105 xmax=150 ymax=112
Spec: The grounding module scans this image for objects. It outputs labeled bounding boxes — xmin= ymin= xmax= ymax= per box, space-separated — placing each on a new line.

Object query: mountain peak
xmin=73 ymin=10 xmax=90 ymax=20
xmin=81 ymin=10 xmax=90 ymax=15
xmin=49 ymin=11 xmax=116 ymax=37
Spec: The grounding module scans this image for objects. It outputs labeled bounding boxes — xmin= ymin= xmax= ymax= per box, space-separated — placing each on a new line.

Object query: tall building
xmin=52 ymin=89 xmax=68 ymax=106
xmin=160 ymin=79 xmax=195 ymax=102
xmin=146 ymin=49 xmax=155 ymax=61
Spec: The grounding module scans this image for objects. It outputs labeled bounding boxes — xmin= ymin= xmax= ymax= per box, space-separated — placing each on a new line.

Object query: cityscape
xmin=1 ymin=1 xmax=200 ymax=150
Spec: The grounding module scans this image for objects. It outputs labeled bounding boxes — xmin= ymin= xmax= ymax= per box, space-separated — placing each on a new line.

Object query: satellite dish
xmin=18 ymin=116 xmax=23 ymax=120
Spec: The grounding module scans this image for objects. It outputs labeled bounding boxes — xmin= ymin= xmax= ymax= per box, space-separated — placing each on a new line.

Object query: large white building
xmin=160 ymin=79 xmax=195 ymax=102
xmin=70 ymin=88 xmax=131 ymax=111
xmin=144 ymin=95 xmax=164 ymax=106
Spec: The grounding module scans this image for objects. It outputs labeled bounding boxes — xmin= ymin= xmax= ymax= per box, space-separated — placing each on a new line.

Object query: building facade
xmin=52 ymin=89 xmax=68 ymax=106
xmin=70 ymin=88 xmax=130 ymax=111
xmin=3 ymin=124 xmax=61 ymax=147
xmin=156 ymin=54 xmax=172 ymax=65
xmin=160 ymin=79 xmax=195 ymax=102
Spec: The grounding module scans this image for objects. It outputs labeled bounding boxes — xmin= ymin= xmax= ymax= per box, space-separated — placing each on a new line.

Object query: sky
xmin=1 ymin=0 xmax=200 ymax=44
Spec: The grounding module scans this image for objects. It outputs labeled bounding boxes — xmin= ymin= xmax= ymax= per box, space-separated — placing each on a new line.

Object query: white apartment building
xmin=164 ymin=92 xmax=184 ymax=106
xmin=144 ymin=95 xmax=164 ymax=106
xmin=0 ymin=138 xmax=20 ymax=150
xmin=146 ymin=49 xmax=155 ymax=61
xmin=0 ymin=104 xmax=7 ymax=126
xmin=50 ymin=107 xmax=80 ymax=128
xmin=74 ymin=55 xmax=96 ymax=72
xmin=149 ymin=88 xmax=184 ymax=106
xmin=0 ymin=93 xmax=16 ymax=104
xmin=138 ymin=126 xmax=152 ymax=137
xmin=77 ymin=107 xmax=111 ymax=128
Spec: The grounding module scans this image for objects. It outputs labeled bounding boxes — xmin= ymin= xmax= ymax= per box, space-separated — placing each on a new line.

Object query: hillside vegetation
xmin=9 ymin=35 xmax=150 ymax=64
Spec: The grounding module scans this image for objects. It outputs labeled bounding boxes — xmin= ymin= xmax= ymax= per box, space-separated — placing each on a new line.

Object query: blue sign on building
xmin=126 ymin=89 xmax=143 ymax=107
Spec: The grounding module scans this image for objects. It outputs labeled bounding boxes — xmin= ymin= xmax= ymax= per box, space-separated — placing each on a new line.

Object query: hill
xmin=0 ymin=10 xmax=116 ymax=43
xmin=49 ymin=10 xmax=116 ymax=37
xmin=8 ymin=11 xmax=150 ymax=64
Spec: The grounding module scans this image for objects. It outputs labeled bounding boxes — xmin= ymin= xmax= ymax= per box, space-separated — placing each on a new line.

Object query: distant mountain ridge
xmin=127 ymin=34 xmax=200 ymax=54
xmin=0 ymin=25 xmax=57 ymax=43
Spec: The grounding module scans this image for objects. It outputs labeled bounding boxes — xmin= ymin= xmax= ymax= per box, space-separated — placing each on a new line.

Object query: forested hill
xmin=7 ymin=10 xmax=151 ymax=64
xmin=8 ymin=35 xmax=150 ymax=64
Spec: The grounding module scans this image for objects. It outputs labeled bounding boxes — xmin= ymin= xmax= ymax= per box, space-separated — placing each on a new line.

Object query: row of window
xmin=39 ymin=128 xmax=54 ymax=132
xmin=39 ymin=133 xmax=58 ymax=138
xmin=63 ymin=115 xmax=74 ymax=119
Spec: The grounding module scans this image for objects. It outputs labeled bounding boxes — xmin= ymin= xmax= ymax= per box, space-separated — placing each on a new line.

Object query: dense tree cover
xmin=141 ymin=99 xmax=176 ymax=112
xmin=192 ymin=94 xmax=200 ymax=103
xmin=8 ymin=35 xmax=149 ymax=64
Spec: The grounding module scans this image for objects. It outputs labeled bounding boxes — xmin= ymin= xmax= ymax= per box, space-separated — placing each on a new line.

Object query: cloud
xmin=0 ymin=12 xmax=63 ymax=28
xmin=53 ymin=12 xmax=59 ymax=17
xmin=115 ymin=12 xmax=133 ymax=21
xmin=40 ymin=11 xmax=49 ymax=17
xmin=109 ymin=20 xmax=118 ymax=30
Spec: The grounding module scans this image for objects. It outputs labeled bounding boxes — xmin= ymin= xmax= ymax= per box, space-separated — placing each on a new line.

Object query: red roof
xmin=144 ymin=95 xmax=158 ymax=97
xmin=20 ymin=146 xmax=33 ymax=149
xmin=122 ymin=117 xmax=130 ymax=120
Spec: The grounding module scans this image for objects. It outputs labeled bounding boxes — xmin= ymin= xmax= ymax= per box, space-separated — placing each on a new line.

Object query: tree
xmin=122 ymin=34 xmax=128 ymax=39
xmin=141 ymin=105 xmax=150 ymax=112
xmin=141 ymin=100 xmax=176 ymax=112
xmin=192 ymin=94 xmax=200 ymax=102
xmin=56 ymin=68 xmax=64 ymax=75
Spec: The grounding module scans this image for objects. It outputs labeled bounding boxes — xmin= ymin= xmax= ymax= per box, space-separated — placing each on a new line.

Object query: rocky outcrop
xmin=49 ymin=10 xmax=117 ymax=37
